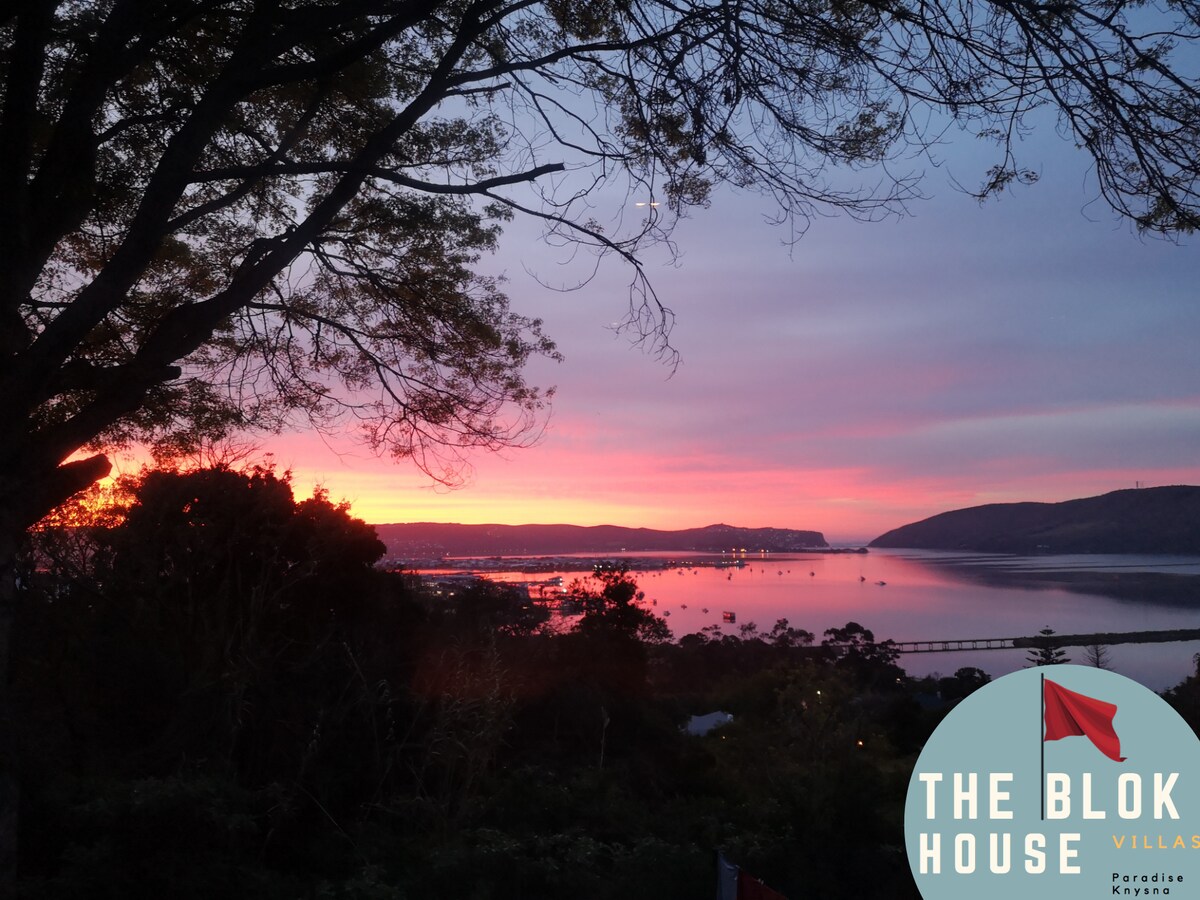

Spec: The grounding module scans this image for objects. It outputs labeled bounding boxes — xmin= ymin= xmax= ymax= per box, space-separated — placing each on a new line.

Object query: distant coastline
xmin=385 ymin=547 xmax=868 ymax=574
xmin=373 ymin=521 xmax=835 ymax=561
xmin=372 ymin=485 xmax=1200 ymax=567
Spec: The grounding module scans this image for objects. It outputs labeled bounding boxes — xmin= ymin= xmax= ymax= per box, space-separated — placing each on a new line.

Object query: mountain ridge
xmin=869 ymin=485 xmax=1200 ymax=553
xmin=373 ymin=522 xmax=829 ymax=558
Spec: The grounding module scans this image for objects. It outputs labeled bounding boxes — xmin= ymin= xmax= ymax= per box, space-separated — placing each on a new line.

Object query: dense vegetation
xmin=13 ymin=468 xmax=1200 ymax=899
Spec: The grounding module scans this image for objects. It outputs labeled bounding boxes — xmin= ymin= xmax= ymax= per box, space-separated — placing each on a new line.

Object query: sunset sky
xmin=118 ymin=115 xmax=1200 ymax=544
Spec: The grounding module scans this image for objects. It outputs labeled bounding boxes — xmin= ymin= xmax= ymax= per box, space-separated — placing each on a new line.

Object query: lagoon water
xmin=457 ymin=549 xmax=1200 ymax=691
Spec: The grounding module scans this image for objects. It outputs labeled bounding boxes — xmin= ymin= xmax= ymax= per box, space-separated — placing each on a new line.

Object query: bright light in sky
xmin=132 ymin=118 xmax=1200 ymax=543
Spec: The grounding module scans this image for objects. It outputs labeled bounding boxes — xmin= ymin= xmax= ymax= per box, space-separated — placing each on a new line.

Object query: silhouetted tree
xmin=1083 ymin=643 xmax=1112 ymax=670
xmin=5 ymin=0 xmax=1200 ymax=878
xmin=822 ymin=621 xmax=903 ymax=688
xmin=1163 ymin=654 xmax=1200 ymax=738
xmin=575 ymin=568 xmax=670 ymax=645
xmin=432 ymin=579 xmax=551 ymax=642
xmin=1026 ymin=627 xmax=1070 ymax=666
xmin=768 ymin=618 xmax=815 ymax=650
xmin=17 ymin=466 xmax=402 ymax=777
xmin=938 ymin=666 xmax=992 ymax=703
xmin=12 ymin=466 xmax=458 ymax=894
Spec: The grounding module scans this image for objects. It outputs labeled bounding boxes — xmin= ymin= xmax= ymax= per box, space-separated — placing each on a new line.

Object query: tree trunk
xmin=0 ymin=455 xmax=111 ymax=896
xmin=0 ymin=512 xmax=20 ymax=900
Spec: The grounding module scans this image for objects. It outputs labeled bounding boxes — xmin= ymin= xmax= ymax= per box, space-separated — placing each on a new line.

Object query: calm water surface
xmin=432 ymin=549 xmax=1200 ymax=691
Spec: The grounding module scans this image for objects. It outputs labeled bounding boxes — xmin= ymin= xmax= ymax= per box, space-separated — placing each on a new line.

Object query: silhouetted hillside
xmin=869 ymin=486 xmax=1200 ymax=553
xmin=374 ymin=522 xmax=827 ymax=558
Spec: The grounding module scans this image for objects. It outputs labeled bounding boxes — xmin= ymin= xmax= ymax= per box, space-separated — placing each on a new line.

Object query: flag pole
xmin=1040 ymin=672 xmax=1045 ymax=822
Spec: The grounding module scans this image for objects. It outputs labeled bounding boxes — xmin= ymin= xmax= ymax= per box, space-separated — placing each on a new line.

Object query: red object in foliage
xmin=737 ymin=869 xmax=788 ymax=900
xmin=1043 ymin=678 xmax=1126 ymax=762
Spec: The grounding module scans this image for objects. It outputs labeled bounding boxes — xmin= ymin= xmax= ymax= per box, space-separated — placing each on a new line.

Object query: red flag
xmin=1043 ymin=678 xmax=1126 ymax=762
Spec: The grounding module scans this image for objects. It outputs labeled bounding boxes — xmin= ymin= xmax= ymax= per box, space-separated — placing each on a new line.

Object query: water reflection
xmin=425 ymin=549 xmax=1200 ymax=691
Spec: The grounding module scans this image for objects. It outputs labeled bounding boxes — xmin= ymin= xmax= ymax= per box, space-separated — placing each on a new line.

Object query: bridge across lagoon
xmin=894 ymin=628 xmax=1200 ymax=654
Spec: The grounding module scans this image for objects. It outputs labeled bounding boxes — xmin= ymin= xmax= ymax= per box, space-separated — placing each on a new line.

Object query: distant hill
xmin=374 ymin=522 xmax=828 ymax=558
xmin=869 ymin=486 xmax=1200 ymax=554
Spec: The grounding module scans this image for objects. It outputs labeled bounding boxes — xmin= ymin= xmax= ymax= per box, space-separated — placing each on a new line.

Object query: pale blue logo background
xmin=905 ymin=665 xmax=1200 ymax=899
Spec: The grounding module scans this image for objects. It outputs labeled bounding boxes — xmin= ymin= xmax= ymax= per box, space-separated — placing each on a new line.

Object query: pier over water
xmin=894 ymin=628 xmax=1200 ymax=653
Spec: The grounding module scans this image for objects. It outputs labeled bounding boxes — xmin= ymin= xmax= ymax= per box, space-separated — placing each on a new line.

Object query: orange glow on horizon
xmin=70 ymin=438 xmax=1200 ymax=545
xmin=280 ymin=462 xmax=1200 ymax=544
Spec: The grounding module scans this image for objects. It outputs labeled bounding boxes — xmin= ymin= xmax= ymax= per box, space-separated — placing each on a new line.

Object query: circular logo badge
xmin=905 ymin=665 xmax=1200 ymax=899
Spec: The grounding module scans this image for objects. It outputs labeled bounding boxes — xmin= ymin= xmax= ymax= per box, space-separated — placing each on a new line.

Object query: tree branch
xmin=188 ymin=161 xmax=567 ymax=196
